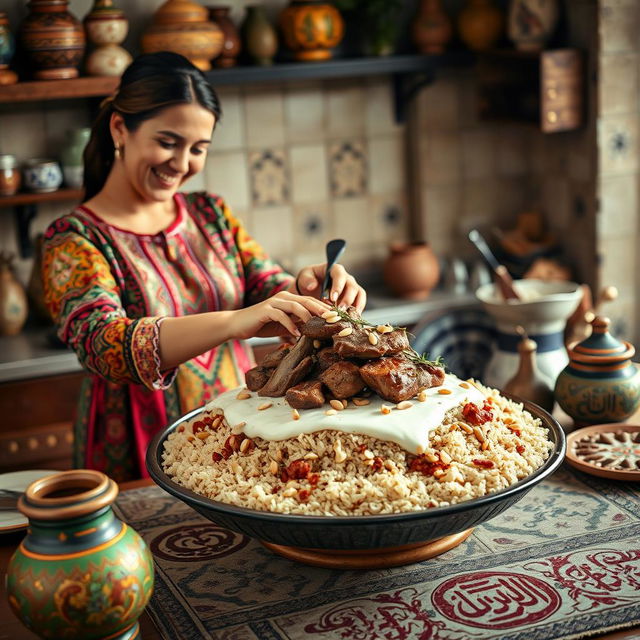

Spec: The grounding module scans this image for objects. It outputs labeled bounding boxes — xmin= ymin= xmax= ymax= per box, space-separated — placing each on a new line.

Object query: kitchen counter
xmin=0 ymin=289 xmax=478 ymax=384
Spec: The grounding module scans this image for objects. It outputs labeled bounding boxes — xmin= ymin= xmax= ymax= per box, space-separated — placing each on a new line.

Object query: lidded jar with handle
xmin=554 ymin=316 xmax=640 ymax=426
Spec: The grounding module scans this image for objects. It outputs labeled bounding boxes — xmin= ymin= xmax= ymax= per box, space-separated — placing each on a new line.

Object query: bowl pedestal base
xmin=261 ymin=528 xmax=474 ymax=569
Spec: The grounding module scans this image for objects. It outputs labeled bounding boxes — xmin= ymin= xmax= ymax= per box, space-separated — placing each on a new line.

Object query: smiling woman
xmin=40 ymin=52 xmax=366 ymax=482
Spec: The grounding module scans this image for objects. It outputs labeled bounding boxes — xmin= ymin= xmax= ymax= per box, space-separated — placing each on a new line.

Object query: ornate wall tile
xmin=329 ymin=140 xmax=367 ymax=198
xmin=370 ymin=193 xmax=409 ymax=245
xmin=292 ymin=202 xmax=331 ymax=252
xmin=249 ymin=149 xmax=289 ymax=207
xmin=598 ymin=115 xmax=639 ymax=174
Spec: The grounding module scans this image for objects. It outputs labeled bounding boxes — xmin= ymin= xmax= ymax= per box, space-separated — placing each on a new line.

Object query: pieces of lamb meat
xmin=360 ymin=356 xmax=419 ymax=403
xmin=245 ymin=366 xmax=273 ymax=392
xmin=258 ymin=336 xmax=315 ymax=397
xmin=319 ymin=361 xmax=366 ymax=399
xmin=300 ymin=315 xmax=349 ymax=339
xmin=416 ymin=362 xmax=445 ymax=389
xmin=285 ymin=380 xmax=325 ymax=409
xmin=315 ymin=346 xmax=342 ymax=372
xmin=260 ymin=344 xmax=291 ymax=369
xmin=333 ymin=327 xmax=410 ymax=359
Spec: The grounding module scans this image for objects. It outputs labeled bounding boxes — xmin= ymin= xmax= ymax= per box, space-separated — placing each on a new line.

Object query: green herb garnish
xmin=330 ymin=306 xmax=406 ymax=332
xmin=403 ymin=348 xmax=445 ymax=368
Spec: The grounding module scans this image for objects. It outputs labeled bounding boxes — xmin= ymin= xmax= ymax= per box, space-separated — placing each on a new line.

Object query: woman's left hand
xmin=294 ymin=263 xmax=367 ymax=313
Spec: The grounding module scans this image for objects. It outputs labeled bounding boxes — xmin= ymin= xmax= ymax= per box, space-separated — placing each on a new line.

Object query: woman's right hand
xmin=230 ymin=291 xmax=331 ymax=340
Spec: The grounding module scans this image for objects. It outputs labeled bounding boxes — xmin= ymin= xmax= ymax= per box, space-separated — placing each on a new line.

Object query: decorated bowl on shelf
xmin=22 ymin=158 xmax=63 ymax=193
xmin=146 ymin=396 xmax=565 ymax=569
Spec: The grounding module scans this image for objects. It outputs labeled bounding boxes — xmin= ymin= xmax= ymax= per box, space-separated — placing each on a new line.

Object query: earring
xmin=114 ymin=145 xmax=121 ymax=160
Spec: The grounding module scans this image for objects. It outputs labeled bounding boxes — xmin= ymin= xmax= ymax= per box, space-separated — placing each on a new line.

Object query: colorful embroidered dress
xmin=42 ymin=192 xmax=293 ymax=481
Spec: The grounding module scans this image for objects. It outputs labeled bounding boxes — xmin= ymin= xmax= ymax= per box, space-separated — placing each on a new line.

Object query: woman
xmin=42 ymin=52 xmax=366 ymax=481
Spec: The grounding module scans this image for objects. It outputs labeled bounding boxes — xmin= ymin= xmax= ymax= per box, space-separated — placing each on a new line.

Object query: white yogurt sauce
xmin=205 ymin=373 xmax=485 ymax=454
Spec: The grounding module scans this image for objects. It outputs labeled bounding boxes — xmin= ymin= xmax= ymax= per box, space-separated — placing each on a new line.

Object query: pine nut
xmin=380 ymin=405 xmax=391 ymax=415
xmin=212 ymin=416 xmax=223 ymax=429
xmin=396 ymin=401 xmax=413 ymax=410
xmin=325 ymin=315 xmax=341 ymax=324
xmin=258 ymin=402 xmax=273 ymax=411
xmin=342 ymin=399 xmax=348 ymax=409
xmin=313 ymin=339 xmax=322 ymax=349
xmin=368 ymin=332 xmax=379 ymax=345
xmin=439 ymin=450 xmax=452 ymax=464
xmin=304 ymin=452 xmax=318 ymax=460
xmin=417 ymin=389 xmax=428 ymax=402
xmin=236 ymin=390 xmax=251 ymax=400
xmin=322 ymin=310 xmax=338 ymax=319
xmin=362 ymin=449 xmax=374 ymax=459
xmin=269 ymin=460 xmax=279 ymax=475
xmin=283 ymin=487 xmax=297 ymax=497
xmin=425 ymin=451 xmax=438 ymax=462
xmin=292 ymin=409 xmax=300 ymax=421
xmin=275 ymin=449 xmax=284 ymax=462
xmin=459 ymin=382 xmax=470 ymax=388
xmin=352 ymin=397 xmax=370 ymax=406
xmin=481 ymin=441 xmax=489 ymax=451
xmin=460 ymin=423 xmax=474 ymax=434
xmin=473 ymin=427 xmax=485 ymax=442
xmin=329 ymin=399 xmax=344 ymax=411
xmin=335 ymin=449 xmax=347 ymax=463
xmin=337 ymin=326 xmax=353 ymax=337
xmin=239 ymin=438 xmax=253 ymax=453
xmin=376 ymin=324 xmax=393 ymax=334
xmin=325 ymin=409 xmax=338 ymax=416
xmin=196 ymin=431 xmax=210 ymax=440
xmin=438 ymin=389 xmax=452 ymax=395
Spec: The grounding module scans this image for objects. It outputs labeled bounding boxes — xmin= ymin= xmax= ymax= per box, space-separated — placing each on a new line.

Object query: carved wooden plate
xmin=565 ymin=424 xmax=640 ymax=481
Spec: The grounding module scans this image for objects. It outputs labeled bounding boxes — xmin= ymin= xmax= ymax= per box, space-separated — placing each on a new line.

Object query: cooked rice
xmin=161 ymin=382 xmax=554 ymax=516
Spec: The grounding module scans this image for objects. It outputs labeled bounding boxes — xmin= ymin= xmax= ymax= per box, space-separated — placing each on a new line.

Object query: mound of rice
xmin=161 ymin=382 xmax=553 ymax=516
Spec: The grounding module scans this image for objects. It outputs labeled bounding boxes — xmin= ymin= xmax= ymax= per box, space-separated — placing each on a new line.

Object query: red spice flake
xmin=308 ymin=473 xmax=320 ymax=485
xmin=472 ymin=459 xmax=495 ymax=469
xmin=409 ymin=455 xmax=449 ymax=477
xmin=280 ymin=470 xmax=289 ymax=483
xmin=358 ymin=444 xmax=367 ymax=453
xmin=298 ymin=489 xmax=311 ymax=502
xmin=178 ymin=425 xmax=185 ymax=433
xmin=286 ymin=459 xmax=312 ymax=480
xmin=192 ymin=420 xmax=206 ymax=434
xmin=372 ymin=456 xmax=384 ymax=472
xmin=516 ymin=444 xmax=526 ymax=454
xmin=212 ymin=452 xmax=223 ymax=462
xmin=462 ymin=401 xmax=494 ymax=426
xmin=271 ymin=485 xmax=281 ymax=494
xmin=202 ymin=415 xmax=214 ymax=427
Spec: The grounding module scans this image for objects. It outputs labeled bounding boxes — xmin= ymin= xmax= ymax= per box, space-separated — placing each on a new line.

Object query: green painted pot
xmin=554 ymin=316 xmax=640 ymax=426
xmin=6 ymin=470 xmax=154 ymax=640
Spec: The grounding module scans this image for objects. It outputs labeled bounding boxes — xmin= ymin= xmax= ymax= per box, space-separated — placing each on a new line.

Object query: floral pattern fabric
xmin=42 ymin=192 xmax=293 ymax=481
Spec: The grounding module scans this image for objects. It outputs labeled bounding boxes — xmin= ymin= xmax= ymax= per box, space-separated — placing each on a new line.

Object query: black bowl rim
xmin=146 ymin=395 xmax=566 ymax=527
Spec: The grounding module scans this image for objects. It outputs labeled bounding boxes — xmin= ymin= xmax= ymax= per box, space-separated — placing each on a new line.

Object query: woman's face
xmin=112 ymin=102 xmax=216 ymax=203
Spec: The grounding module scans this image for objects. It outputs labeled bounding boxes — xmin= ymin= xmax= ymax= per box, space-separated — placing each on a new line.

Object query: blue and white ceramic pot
xmin=23 ymin=158 xmax=63 ymax=193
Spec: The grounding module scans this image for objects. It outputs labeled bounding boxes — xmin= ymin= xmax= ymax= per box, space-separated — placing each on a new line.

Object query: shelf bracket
xmin=14 ymin=204 xmax=37 ymax=259
xmin=392 ymin=69 xmax=437 ymax=124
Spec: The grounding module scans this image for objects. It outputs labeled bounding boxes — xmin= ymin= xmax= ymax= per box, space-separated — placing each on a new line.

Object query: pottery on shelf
xmin=279 ymin=0 xmax=345 ymax=62
xmin=22 ymin=158 xmax=63 ymax=193
xmin=411 ymin=0 xmax=453 ymax=55
xmin=382 ymin=241 xmax=440 ymax=300
xmin=241 ymin=4 xmax=278 ymax=66
xmin=141 ymin=0 xmax=224 ymax=71
xmin=0 ymin=252 xmax=28 ymax=336
xmin=7 ymin=469 xmax=154 ymax=640
xmin=19 ymin=0 xmax=86 ymax=80
xmin=458 ymin=0 xmax=504 ymax=52
xmin=207 ymin=5 xmax=241 ymax=68
xmin=84 ymin=0 xmax=132 ymax=76
xmin=0 ymin=12 xmax=18 ymax=85
xmin=61 ymin=127 xmax=91 ymax=189
xmin=0 ymin=154 xmax=21 ymax=196
xmin=507 ymin=0 xmax=559 ymax=52
xmin=555 ymin=316 xmax=640 ymax=426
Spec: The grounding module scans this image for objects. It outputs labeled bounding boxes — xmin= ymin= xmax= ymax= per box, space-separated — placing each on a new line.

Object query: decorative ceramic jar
xmin=141 ymin=0 xmax=224 ymax=71
xmin=458 ymin=0 xmax=504 ymax=52
xmin=411 ymin=0 xmax=453 ymax=55
xmin=241 ymin=4 xmax=278 ymax=66
xmin=19 ymin=0 xmax=86 ymax=80
xmin=84 ymin=0 xmax=132 ymax=76
xmin=23 ymin=158 xmax=63 ymax=193
xmin=0 ymin=154 xmax=21 ymax=196
xmin=475 ymin=279 xmax=582 ymax=390
xmin=279 ymin=0 xmax=344 ymax=61
xmin=382 ymin=241 xmax=440 ymax=300
xmin=61 ymin=127 xmax=91 ymax=189
xmin=207 ymin=5 xmax=241 ymax=67
xmin=507 ymin=0 xmax=559 ymax=52
xmin=0 ymin=12 xmax=18 ymax=85
xmin=7 ymin=469 xmax=154 ymax=640
xmin=555 ymin=316 xmax=640 ymax=426
xmin=0 ymin=252 xmax=28 ymax=336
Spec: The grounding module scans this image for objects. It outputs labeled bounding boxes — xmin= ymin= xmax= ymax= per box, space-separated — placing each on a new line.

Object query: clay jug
xmin=208 ymin=5 xmax=241 ymax=67
xmin=141 ymin=0 xmax=224 ymax=71
xmin=0 ymin=252 xmax=28 ymax=336
xmin=383 ymin=241 xmax=440 ymax=300
xmin=555 ymin=316 xmax=640 ymax=426
xmin=411 ymin=0 xmax=453 ymax=55
xmin=508 ymin=0 xmax=559 ymax=52
xmin=19 ymin=0 xmax=86 ymax=80
xmin=279 ymin=0 xmax=345 ymax=61
xmin=458 ymin=0 xmax=504 ymax=52
xmin=84 ymin=0 xmax=132 ymax=77
xmin=7 ymin=470 xmax=154 ymax=640
xmin=241 ymin=4 xmax=278 ymax=65
xmin=0 ymin=12 xmax=18 ymax=85
xmin=503 ymin=336 xmax=555 ymax=412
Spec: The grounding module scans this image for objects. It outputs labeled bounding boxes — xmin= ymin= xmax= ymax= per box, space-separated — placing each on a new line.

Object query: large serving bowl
xmin=146 ymin=397 xmax=565 ymax=556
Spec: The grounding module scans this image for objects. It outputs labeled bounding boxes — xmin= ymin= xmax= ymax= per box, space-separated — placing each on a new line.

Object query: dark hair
xmin=83 ymin=52 xmax=222 ymax=200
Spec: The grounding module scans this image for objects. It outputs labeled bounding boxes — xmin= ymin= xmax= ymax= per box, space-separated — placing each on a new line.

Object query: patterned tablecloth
xmin=114 ymin=466 xmax=640 ymax=640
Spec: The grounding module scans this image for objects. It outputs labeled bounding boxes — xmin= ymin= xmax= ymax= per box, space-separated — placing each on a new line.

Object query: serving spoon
xmin=322 ymin=238 xmax=346 ymax=300
xmin=468 ymin=229 xmax=519 ymax=300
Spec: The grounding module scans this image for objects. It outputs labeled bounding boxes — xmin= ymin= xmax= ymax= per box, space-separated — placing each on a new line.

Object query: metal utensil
xmin=322 ymin=238 xmax=346 ymax=300
xmin=468 ymin=229 xmax=519 ymax=300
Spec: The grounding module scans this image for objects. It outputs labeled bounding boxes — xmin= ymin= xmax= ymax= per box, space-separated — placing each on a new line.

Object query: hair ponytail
xmin=82 ymin=52 xmax=222 ymax=201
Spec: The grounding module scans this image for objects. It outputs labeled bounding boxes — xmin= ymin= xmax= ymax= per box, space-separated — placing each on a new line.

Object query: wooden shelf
xmin=0 ymin=189 xmax=83 ymax=208
xmin=0 ymin=76 xmax=120 ymax=103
